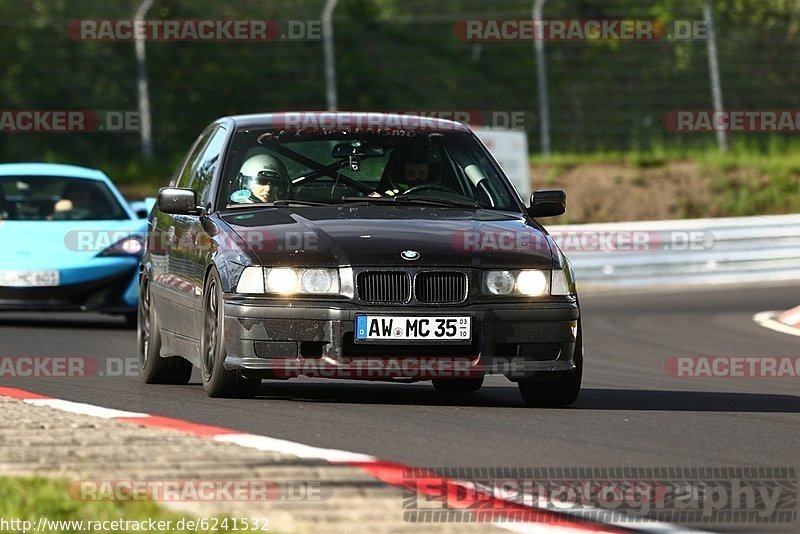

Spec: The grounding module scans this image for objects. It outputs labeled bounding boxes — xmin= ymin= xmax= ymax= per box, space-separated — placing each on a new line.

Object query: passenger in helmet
xmin=231 ymin=153 xmax=289 ymax=203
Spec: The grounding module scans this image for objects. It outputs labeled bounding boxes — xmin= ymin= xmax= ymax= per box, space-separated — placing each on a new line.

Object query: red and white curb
xmin=0 ymin=385 xmax=698 ymax=534
xmin=779 ymin=306 xmax=800 ymax=329
xmin=754 ymin=306 xmax=800 ymax=337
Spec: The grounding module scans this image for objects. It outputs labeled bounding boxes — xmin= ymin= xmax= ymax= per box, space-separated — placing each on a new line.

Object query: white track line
xmin=494 ymin=522 xmax=607 ymax=534
xmin=213 ymin=433 xmax=375 ymax=463
xmin=24 ymin=398 xmax=149 ymax=418
xmin=753 ymin=311 xmax=800 ymax=337
xmin=477 ymin=481 xmax=705 ymax=534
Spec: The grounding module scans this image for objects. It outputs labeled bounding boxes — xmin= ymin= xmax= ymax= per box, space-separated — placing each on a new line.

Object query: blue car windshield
xmin=0 ymin=176 xmax=128 ymax=221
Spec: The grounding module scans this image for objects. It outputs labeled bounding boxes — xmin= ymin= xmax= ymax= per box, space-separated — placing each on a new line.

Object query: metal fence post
xmin=532 ymin=0 xmax=551 ymax=157
xmin=704 ymin=0 xmax=727 ymax=152
xmin=322 ymin=0 xmax=340 ymax=111
xmin=134 ymin=0 xmax=154 ymax=161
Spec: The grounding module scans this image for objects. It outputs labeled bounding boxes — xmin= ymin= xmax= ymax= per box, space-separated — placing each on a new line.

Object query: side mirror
xmin=157 ymin=187 xmax=202 ymax=216
xmin=528 ymin=189 xmax=566 ymax=218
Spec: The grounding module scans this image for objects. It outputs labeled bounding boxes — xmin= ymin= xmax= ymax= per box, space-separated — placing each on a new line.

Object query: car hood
xmin=219 ymin=205 xmax=554 ymax=269
xmin=0 ymin=219 xmax=145 ymax=269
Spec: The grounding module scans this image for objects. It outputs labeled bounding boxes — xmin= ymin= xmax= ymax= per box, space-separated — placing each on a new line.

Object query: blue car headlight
xmin=97 ymin=235 xmax=145 ymax=257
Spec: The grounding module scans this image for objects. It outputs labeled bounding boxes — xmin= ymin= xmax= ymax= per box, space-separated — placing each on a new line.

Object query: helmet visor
xmin=241 ymin=170 xmax=283 ymax=188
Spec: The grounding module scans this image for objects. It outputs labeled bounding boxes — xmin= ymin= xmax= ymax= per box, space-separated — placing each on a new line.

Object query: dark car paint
xmin=219 ymin=205 xmax=556 ymax=270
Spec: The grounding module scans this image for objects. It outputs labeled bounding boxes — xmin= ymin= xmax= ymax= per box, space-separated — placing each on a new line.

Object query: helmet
xmin=239 ymin=154 xmax=289 ymax=192
xmin=386 ymin=145 xmax=440 ymax=189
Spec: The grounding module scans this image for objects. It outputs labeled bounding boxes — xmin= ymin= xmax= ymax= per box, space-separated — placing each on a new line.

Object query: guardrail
xmin=550 ymin=214 xmax=800 ymax=290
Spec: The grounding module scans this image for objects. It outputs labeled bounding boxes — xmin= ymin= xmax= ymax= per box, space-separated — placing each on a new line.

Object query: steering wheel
xmin=401 ymin=184 xmax=454 ymax=195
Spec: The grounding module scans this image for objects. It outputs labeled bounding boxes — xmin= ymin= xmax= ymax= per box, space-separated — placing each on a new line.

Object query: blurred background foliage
xmin=0 ymin=0 xmax=799 ymax=205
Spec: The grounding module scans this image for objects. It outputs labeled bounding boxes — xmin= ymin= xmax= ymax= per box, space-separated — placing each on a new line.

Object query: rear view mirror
xmin=332 ymin=142 xmax=385 ymax=158
xmin=528 ymin=189 xmax=566 ymax=218
xmin=157 ymin=187 xmax=202 ymax=216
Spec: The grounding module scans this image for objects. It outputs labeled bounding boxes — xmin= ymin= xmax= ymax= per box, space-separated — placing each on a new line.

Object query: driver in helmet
xmin=371 ymin=146 xmax=440 ymax=197
xmin=231 ymin=154 xmax=289 ymax=203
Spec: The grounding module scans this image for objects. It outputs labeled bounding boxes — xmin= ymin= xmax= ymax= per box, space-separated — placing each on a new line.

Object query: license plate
xmin=355 ymin=315 xmax=471 ymax=341
xmin=0 ymin=270 xmax=60 ymax=287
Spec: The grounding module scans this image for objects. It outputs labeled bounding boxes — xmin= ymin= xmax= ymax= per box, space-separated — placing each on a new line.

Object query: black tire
xmin=138 ymin=273 xmax=193 ymax=384
xmin=518 ymin=320 xmax=583 ymax=407
xmin=201 ymin=269 xmax=261 ymax=398
xmin=432 ymin=376 xmax=484 ymax=393
xmin=122 ymin=312 xmax=138 ymax=329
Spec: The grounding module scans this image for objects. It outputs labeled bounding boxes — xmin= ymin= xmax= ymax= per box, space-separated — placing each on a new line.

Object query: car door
xmin=151 ymin=126 xmax=215 ymax=336
xmin=174 ymin=125 xmax=229 ymax=340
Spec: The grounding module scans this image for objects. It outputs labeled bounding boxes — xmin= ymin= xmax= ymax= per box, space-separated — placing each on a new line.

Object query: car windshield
xmin=218 ymin=130 xmax=520 ymax=211
xmin=0 ymin=176 xmax=128 ymax=221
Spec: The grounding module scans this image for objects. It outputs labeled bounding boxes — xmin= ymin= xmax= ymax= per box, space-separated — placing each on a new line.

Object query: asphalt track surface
xmin=1 ymin=283 xmax=798 ymax=530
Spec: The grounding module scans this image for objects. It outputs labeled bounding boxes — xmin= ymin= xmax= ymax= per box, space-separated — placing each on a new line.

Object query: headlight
xmin=301 ymin=269 xmax=333 ymax=293
xmin=266 ymin=268 xmax=298 ymax=293
xmin=237 ymin=267 xmax=341 ymax=295
xmin=97 ymin=235 xmax=144 ymax=257
xmin=516 ymin=270 xmax=548 ymax=296
xmin=483 ymin=269 xmax=553 ymax=297
xmin=485 ymin=270 xmax=515 ymax=295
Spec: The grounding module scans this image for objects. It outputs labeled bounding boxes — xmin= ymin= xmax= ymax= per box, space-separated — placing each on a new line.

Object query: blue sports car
xmin=0 ymin=163 xmax=150 ymax=325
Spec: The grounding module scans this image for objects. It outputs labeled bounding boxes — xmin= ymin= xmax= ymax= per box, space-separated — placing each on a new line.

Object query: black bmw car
xmin=138 ymin=112 xmax=582 ymax=406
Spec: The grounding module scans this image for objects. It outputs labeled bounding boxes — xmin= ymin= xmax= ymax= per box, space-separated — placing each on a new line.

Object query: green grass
xmin=531 ymin=138 xmax=800 ymax=218
xmin=0 ymin=478 xmax=240 ymax=534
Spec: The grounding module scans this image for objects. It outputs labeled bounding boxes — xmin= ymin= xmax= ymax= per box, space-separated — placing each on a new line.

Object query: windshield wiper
xmin=394 ymin=195 xmax=479 ymax=209
xmin=340 ymin=195 xmax=478 ymax=209
xmin=225 ymin=200 xmax=329 ymax=209
xmin=340 ymin=196 xmax=394 ymax=204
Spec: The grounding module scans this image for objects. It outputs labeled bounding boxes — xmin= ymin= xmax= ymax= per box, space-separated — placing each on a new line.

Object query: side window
xmin=173 ymin=126 xmax=216 ymax=188
xmin=192 ymin=127 xmax=228 ymax=206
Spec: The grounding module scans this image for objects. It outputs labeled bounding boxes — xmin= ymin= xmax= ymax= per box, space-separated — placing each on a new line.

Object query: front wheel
xmin=201 ymin=269 xmax=261 ymax=398
xmin=138 ymin=274 xmax=192 ymax=384
xmin=517 ymin=320 xmax=583 ymax=407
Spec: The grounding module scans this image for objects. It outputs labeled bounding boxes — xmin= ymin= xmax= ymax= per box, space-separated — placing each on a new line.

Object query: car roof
xmin=0 ymin=163 xmax=109 ymax=181
xmin=225 ymin=112 xmax=471 ymax=133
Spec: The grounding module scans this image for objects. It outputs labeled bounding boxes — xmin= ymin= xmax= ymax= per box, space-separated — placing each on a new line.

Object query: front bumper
xmin=0 ymin=261 xmax=139 ymax=313
xmin=223 ymin=297 xmax=580 ymax=381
